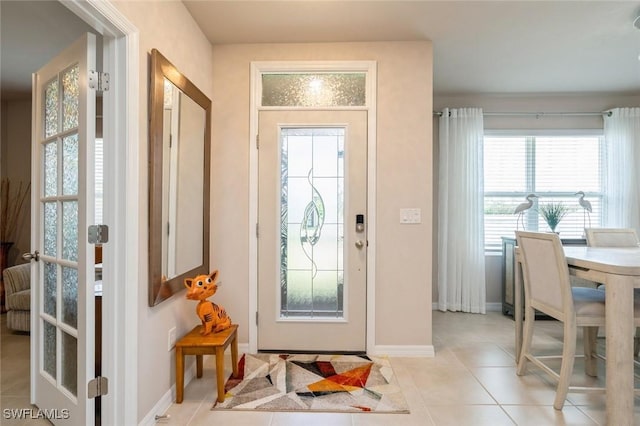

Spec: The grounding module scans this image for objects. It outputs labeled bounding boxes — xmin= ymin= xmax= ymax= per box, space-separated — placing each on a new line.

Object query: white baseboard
xmin=431 ymin=302 xmax=502 ymax=312
xmin=238 ymin=343 xmax=250 ymax=354
xmin=369 ymin=345 xmax=435 ymax=357
xmin=138 ymin=359 xmax=197 ymax=426
xmin=139 ymin=344 xmax=250 ymax=425
xmin=486 ymin=302 xmax=502 ymax=312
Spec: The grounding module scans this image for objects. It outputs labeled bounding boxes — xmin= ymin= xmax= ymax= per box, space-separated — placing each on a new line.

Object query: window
xmin=484 ymin=133 xmax=604 ymax=250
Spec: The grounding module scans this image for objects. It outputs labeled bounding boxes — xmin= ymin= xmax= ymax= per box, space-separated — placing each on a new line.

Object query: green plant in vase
xmin=538 ymin=202 xmax=569 ymax=233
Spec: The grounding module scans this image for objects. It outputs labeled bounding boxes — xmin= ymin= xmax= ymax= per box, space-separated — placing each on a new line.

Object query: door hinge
xmin=88 ymin=70 xmax=110 ymax=92
xmin=88 ymin=376 xmax=109 ymax=398
xmin=256 ymin=311 xmax=259 ymax=326
xmin=256 ymin=223 xmax=259 ymax=238
xmin=88 ymin=225 xmax=109 ymax=244
xmin=256 ymin=134 xmax=259 ymax=149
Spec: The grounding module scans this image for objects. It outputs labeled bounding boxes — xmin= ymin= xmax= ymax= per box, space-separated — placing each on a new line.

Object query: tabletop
xmin=563 ymin=246 xmax=640 ymax=276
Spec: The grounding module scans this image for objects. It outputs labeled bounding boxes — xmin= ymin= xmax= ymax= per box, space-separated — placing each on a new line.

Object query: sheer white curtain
xmin=438 ymin=108 xmax=486 ymax=313
xmin=604 ymin=107 xmax=640 ymax=233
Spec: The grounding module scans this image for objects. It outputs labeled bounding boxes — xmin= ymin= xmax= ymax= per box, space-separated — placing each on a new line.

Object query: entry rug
xmin=213 ymin=353 xmax=410 ymax=413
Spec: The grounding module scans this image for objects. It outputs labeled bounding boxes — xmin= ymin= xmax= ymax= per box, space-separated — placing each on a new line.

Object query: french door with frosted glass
xmin=30 ymin=33 xmax=96 ymax=425
xmin=258 ymin=110 xmax=367 ymax=352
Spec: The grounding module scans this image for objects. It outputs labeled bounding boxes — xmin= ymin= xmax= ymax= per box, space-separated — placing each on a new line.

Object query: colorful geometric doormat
xmin=213 ymin=353 xmax=410 ymax=413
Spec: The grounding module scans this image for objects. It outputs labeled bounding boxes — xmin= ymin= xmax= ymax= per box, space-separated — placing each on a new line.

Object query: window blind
xmin=484 ymin=134 xmax=603 ymax=250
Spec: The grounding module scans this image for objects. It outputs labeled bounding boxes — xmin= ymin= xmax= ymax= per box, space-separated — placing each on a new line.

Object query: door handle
xmin=22 ymin=250 xmax=40 ymax=262
xmin=355 ymin=240 xmax=364 ymax=249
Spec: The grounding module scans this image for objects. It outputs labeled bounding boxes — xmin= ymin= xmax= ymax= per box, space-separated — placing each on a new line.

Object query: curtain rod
xmin=433 ymin=110 xmax=612 ymax=117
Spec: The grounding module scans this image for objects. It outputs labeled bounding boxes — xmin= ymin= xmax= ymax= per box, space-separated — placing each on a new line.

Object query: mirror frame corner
xmin=148 ymin=48 xmax=211 ymax=307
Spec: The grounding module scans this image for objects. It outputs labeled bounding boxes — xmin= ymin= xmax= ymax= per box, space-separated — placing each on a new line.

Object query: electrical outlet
xmin=168 ymin=327 xmax=176 ymax=351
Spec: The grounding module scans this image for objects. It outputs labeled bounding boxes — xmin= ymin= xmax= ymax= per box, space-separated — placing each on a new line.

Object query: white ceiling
xmin=184 ymin=0 xmax=640 ymax=95
xmin=2 ymin=1 xmax=639 ymax=99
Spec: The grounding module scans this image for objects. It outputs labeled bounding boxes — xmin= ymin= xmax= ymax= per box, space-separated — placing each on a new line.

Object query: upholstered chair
xmin=4 ymin=263 xmax=31 ymax=332
xmin=514 ymin=231 xmax=640 ymax=410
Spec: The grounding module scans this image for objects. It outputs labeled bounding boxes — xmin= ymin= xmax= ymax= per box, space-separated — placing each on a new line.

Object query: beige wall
xmin=111 ymin=1 xmax=214 ymax=421
xmin=0 ymin=99 xmax=32 ymax=265
xmin=432 ymin=92 xmax=640 ymax=308
xmin=211 ymin=41 xmax=434 ymax=349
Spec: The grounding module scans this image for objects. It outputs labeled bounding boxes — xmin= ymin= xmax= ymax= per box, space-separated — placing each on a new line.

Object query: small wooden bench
xmin=175 ymin=324 xmax=239 ymax=403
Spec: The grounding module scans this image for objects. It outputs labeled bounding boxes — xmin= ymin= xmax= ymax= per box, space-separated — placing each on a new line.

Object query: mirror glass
xmin=149 ymin=49 xmax=211 ymax=306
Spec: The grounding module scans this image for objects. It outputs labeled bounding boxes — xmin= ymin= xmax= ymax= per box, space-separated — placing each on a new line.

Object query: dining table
xmin=514 ymin=246 xmax=640 ymax=425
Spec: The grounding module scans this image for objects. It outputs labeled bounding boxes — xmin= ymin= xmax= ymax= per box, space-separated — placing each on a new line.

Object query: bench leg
xmin=215 ymin=347 xmax=226 ymax=403
xmin=196 ymin=354 xmax=204 ymax=378
xmin=175 ymin=347 xmax=184 ymax=403
xmin=231 ymin=332 xmax=239 ymax=378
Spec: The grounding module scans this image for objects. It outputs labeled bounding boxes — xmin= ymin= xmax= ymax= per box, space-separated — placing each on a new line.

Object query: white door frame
xmin=38 ymin=2 xmax=139 ymax=424
xmin=249 ymin=61 xmax=377 ymax=354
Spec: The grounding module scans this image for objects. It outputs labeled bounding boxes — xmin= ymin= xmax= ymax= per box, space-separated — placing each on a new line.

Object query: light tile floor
xmin=2 ymin=311 xmax=640 ymax=425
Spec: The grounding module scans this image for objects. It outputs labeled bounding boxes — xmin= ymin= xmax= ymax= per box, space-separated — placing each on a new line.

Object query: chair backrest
xmin=585 ymin=227 xmax=639 ymax=247
xmin=516 ymin=231 xmax=574 ymax=320
xmin=2 ymin=263 xmax=31 ymax=295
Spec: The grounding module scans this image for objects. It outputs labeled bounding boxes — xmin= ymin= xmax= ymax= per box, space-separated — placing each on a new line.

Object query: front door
xmin=258 ymin=110 xmax=367 ymax=352
xmin=30 ymin=33 xmax=96 ymax=425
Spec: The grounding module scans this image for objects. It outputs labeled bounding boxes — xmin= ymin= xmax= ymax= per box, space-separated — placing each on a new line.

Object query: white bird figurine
xmin=514 ymin=194 xmax=538 ymax=230
xmin=575 ymin=191 xmax=592 ymax=228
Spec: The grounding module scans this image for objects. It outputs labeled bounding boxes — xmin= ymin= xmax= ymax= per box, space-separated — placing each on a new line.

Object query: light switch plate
xmin=400 ymin=208 xmax=421 ymax=224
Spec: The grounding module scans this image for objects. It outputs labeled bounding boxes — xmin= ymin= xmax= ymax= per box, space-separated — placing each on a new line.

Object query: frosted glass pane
xmin=287 ymin=224 xmax=311 ymax=270
xmin=62 ymin=201 xmax=78 ymax=261
xmin=312 ymin=136 xmax=338 ymax=176
xmin=61 ymin=332 xmax=77 ymax=397
xmin=337 ymin=271 xmax=344 ymax=312
xmin=285 ymin=135 xmax=312 ymax=177
xmin=314 ymin=224 xmax=340 ymax=270
xmin=280 ymin=127 xmax=344 ymax=318
xmin=44 ymin=142 xmax=58 ymax=197
xmin=337 ymin=178 xmax=344 ymax=224
xmin=287 ymin=177 xmax=310 ymax=223
xmin=43 ymin=321 xmax=57 ymax=378
xmin=45 ymin=79 xmax=59 ymax=138
xmin=286 ymin=270 xmax=312 ymax=313
xmin=262 ymin=73 xmax=366 ymax=107
xmin=62 ymin=65 xmax=79 ymax=131
xmin=62 ymin=134 xmax=78 ymax=195
xmin=44 ymin=262 xmax=57 ymax=317
xmin=44 ymin=202 xmax=57 ymax=256
xmin=61 ymin=267 xmax=77 ymax=328
xmin=338 ymin=138 xmax=344 ymax=178
xmin=313 ymin=178 xmax=339 ymax=223
xmin=313 ymin=271 xmax=339 ymax=312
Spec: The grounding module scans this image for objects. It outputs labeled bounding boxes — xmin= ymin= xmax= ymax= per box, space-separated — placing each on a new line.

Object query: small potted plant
xmin=538 ymin=202 xmax=569 ymax=233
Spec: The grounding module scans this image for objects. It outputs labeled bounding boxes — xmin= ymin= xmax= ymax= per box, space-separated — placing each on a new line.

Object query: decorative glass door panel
xmin=258 ymin=111 xmax=367 ymax=352
xmin=32 ymin=33 xmax=95 ymax=425
xmin=280 ymin=128 xmax=345 ymax=318
xmin=41 ymin=64 xmax=82 ymax=397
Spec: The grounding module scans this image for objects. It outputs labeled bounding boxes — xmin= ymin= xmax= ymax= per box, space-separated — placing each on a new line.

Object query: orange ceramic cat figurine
xmin=184 ymin=270 xmax=231 ymax=335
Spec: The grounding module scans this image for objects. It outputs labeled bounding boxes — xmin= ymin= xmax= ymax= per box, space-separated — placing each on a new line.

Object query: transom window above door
xmin=260 ymin=72 xmax=367 ymax=108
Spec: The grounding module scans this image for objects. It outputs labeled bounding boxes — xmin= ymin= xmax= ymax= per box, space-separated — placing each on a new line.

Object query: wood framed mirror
xmin=148 ymin=49 xmax=211 ymax=306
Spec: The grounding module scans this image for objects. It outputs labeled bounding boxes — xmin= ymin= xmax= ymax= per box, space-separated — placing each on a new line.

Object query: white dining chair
xmin=585 ymin=227 xmax=640 ymax=355
xmin=585 ymin=227 xmax=639 ymax=248
xmin=516 ymin=231 xmax=609 ymax=410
